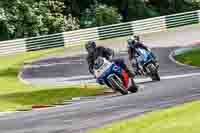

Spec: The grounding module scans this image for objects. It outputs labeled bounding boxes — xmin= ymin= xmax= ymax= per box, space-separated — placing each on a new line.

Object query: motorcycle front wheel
xmin=107 ymin=74 xmax=128 ymax=95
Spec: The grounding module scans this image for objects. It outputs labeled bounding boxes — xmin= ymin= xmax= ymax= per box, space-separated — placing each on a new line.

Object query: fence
xmin=0 ymin=10 xmax=200 ymax=55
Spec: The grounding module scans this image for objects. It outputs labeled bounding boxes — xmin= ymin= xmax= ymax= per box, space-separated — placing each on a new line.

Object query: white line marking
xmin=21 ymin=72 xmax=200 ymax=85
xmin=18 ymin=66 xmax=31 ymax=85
xmin=63 ymin=75 xmax=93 ymax=80
xmin=24 ymin=62 xmax=83 ymax=68
xmin=189 ymin=88 xmax=200 ymax=91
xmin=64 ymin=73 xmax=200 ymax=81
xmin=161 ymin=73 xmax=200 ymax=80
xmin=0 ymin=112 xmax=18 ymax=116
xmin=23 ymin=73 xmax=197 ymax=86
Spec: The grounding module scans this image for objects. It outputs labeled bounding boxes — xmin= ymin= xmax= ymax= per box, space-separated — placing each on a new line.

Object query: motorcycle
xmin=132 ymin=48 xmax=160 ymax=81
xmin=94 ymin=57 xmax=138 ymax=95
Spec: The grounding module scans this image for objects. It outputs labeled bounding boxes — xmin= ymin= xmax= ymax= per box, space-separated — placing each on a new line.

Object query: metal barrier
xmin=26 ymin=33 xmax=64 ymax=51
xmin=165 ymin=11 xmax=199 ymax=28
xmin=0 ymin=38 xmax=26 ymax=55
xmin=63 ymin=27 xmax=99 ymax=45
xmin=132 ymin=16 xmax=166 ymax=34
xmin=0 ymin=10 xmax=200 ymax=55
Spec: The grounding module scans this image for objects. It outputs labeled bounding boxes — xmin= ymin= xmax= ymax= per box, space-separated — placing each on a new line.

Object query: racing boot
xmin=128 ymin=78 xmax=138 ymax=93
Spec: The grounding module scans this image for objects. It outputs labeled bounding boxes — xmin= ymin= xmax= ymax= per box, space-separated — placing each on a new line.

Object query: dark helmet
xmin=85 ymin=41 xmax=96 ymax=53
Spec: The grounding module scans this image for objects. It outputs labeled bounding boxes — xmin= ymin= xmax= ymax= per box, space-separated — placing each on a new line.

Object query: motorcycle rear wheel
xmin=152 ymin=72 xmax=160 ymax=81
xmin=147 ymin=64 xmax=160 ymax=81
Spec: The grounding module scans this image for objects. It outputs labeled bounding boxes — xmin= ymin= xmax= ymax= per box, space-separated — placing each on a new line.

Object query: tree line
xmin=0 ymin=0 xmax=199 ymax=41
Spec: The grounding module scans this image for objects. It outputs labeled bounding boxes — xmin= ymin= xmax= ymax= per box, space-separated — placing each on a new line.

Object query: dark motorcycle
xmin=132 ymin=48 xmax=160 ymax=81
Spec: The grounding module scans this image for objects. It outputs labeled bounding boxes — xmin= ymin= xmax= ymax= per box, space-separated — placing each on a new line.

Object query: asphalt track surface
xmin=1 ymin=25 xmax=200 ymax=133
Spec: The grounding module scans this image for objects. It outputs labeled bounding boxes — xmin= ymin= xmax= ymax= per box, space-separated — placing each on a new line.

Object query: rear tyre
xmin=152 ymin=72 xmax=160 ymax=81
xmin=147 ymin=64 xmax=160 ymax=81
xmin=108 ymin=75 xmax=128 ymax=95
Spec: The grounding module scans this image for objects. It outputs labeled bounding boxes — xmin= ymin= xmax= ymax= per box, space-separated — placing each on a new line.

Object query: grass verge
xmin=175 ymin=47 xmax=200 ymax=66
xmin=0 ymin=48 xmax=104 ymax=111
xmin=88 ymin=101 xmax=200 ymax=133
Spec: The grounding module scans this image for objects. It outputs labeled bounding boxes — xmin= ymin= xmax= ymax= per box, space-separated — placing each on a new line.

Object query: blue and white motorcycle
xmin=93 ymin=57 xmax=138 ymax=95
xmin=132 ymin=48 xmax=160 ymax=81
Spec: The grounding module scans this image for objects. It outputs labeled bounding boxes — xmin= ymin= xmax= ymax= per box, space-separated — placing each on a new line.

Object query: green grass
xmin=0 ymin=48 xmax=104 ymax=111
xmin=176 ymin=47 xmax=200 ymax=66
xmin=88 ymin=101 xmax=200 ymax=133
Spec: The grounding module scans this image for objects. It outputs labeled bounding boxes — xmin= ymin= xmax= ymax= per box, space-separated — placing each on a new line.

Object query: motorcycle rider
xmin=127 ymin=35 xmax=157 ymax=74
xmin=85 ymin=41 xmax=135 ymax=83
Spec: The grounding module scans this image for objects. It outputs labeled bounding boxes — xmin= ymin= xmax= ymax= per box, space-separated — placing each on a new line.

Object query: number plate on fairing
xmin=94 ymin=59 xmax=112 ymax=78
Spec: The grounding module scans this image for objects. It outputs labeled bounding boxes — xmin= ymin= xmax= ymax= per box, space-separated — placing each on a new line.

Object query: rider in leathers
xmin=85 ymin=41 xmax=135 ymax=84
xmin=127 ymin=36 xmax=157 ymax=74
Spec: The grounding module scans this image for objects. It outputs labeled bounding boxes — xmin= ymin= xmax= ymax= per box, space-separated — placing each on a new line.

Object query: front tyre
xmin=108 ymin=75 xmax=128 ymax=95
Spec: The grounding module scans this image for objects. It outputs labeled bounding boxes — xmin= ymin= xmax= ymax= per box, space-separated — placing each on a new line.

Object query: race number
xmin=94 ymin=60 xmax=112 ymax=78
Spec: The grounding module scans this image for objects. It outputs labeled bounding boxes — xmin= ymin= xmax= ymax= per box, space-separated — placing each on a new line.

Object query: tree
xmin=44 ymin=0 xmax=80 ymax=34
xmin=1 ymin=0 xmax=200 ymax=41
xmin=64 ymin=0 xmax=96 ymax=17
xmin=0 ymin=8 xmax=9 ymax=40
xmin=0 ymin=0 xmax=79 ymax=40
xmin=81 ymin=4 xmax=122 ymax=27
xmin=147 ymin=0 xmax=200 ymax=15
xmin=95 ymin=4 xmax=122 ymax=26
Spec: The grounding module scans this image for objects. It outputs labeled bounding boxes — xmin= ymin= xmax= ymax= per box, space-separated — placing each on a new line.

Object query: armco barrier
xmin=0 ymin=10 xmax=200 ymax=55
xmin=165 ymin=11 xmax=199 ymax=28
xmin=0 ymin=38 xmax=26 ymax=55
xmin=197 ymin=10 xmax=200 ymax=22
xmin=132 ymin=16 xmax=166 ymax=35
xmin=98 ymin=22 xmax=133 ymax=40
xmin=26 ymin=33 xmax=64 ymax=51
xmin=63 ymin=27 xmax=99 ymax=45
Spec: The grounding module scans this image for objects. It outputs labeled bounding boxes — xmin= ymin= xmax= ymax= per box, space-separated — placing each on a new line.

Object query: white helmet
xmin=127 ymin=36 xmax=137 ymax=48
